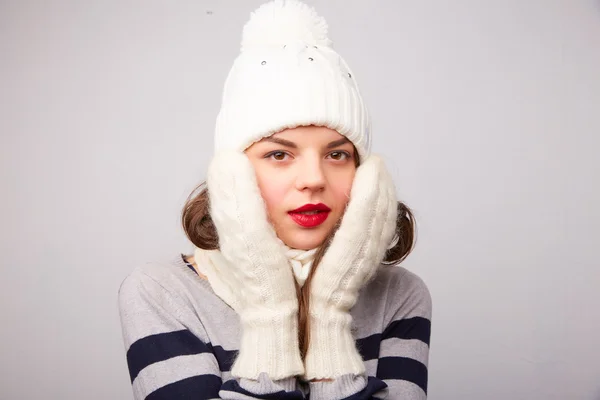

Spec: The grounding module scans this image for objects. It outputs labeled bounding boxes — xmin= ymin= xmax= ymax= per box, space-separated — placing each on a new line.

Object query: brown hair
xmin=181 ymin=154 xmax=416 ymax=359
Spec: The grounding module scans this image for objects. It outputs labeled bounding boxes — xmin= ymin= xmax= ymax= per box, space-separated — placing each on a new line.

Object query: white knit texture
xmin=241 ymin=0 xmax=332 ymax=51
xmin=303 ymin=155 xmax=398 ymax=379
xmin=214 ymin=0 xmax=371 ymax=160
xmin=285 ymin=246 xmax=318 ymax=288
xmin=206 ymin=150 xmax=304 ymax=380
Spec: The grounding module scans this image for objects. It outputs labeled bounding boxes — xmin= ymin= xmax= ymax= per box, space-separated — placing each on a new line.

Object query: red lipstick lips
xmin=288 ymin=203 xmax=331 ymax=228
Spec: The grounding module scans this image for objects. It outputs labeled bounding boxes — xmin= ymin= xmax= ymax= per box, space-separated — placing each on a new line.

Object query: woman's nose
xmin=295 ymin=158 xmax=326 ymax=192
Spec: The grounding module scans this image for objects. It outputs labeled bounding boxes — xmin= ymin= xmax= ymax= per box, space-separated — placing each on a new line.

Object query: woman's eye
xmin=266 ymin=151 xmax=289 ymax=161
xmin=328 ymin=151 xmax=350 ymax=161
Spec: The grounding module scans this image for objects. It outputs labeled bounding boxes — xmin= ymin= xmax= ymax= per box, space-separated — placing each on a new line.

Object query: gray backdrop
xmin=1 ymin=0 xmax=599 ymax=399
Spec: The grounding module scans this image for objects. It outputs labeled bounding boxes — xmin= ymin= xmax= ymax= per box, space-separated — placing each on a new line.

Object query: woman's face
xmin=245 ymin=126 xmax=357 ymax=250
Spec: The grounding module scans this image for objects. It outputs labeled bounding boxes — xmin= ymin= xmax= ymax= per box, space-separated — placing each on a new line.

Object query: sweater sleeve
xmin=306 ymin=267 xmax=432 ymax=400
xmin=117 ymin=267 xmax=305 ymax=400
xmin=375 ymin=268 xmax=432 ymax=399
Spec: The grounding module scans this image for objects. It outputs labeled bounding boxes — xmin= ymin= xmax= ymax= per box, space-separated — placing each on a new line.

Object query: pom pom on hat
xmin=241 ymin=0 xmax=332 ymax=51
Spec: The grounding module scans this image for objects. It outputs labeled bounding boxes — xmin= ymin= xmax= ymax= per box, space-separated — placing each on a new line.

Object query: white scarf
xmin=284 ymin=246 xmax=318 ymax=288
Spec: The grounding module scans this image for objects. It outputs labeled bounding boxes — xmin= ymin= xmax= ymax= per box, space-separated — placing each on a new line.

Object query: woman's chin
xmin=279 ymin=227 xmax=328 ymax=250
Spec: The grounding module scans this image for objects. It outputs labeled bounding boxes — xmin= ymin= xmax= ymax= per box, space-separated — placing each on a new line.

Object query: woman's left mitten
xmin=304 ymin=155 xmax=398 ymax=380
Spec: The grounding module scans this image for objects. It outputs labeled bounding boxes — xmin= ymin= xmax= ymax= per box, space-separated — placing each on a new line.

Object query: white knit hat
xmin=214 ymin=0 xmax=371 ymax=161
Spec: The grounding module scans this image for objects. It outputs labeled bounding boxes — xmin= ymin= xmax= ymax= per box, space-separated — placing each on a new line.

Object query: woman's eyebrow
xmin=263 ymin=136 xmax=349 ymax=149
xmin=326 ymin=137 xmax=350 ymax=149
xmin=263 ymin=137 xmax=297 ymax=148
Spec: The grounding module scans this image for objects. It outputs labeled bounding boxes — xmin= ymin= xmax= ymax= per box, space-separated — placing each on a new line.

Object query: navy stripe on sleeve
xmin=355 ymin=334 xmax=381 ymax=361
xmin=357 ymin=317 xmax=431 ymax=362
xmin=222 ymin=379 xmax=305 ymax=399
xmin=377 ymin=356 xmax=428 ymax=394
xmin=146 ymin=374 xmax=222 ymax=400
xmin=127 ymin=329 xmax=213 ymax=382
xmin=213 ymin=345 xmax=238 ymax=372
xmin=382 ymin=316 xmax=431 ymax=346
xmin=334 ymin=376 xmax=388 ymax=400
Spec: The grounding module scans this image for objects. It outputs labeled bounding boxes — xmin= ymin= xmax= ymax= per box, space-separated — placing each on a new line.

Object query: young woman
xmin=118 ymin=1 xmax=432 ymax=399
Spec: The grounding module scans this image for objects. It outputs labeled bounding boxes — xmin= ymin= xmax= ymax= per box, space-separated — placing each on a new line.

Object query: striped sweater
xmin=118 ymin=254 xmax=432 ymax=399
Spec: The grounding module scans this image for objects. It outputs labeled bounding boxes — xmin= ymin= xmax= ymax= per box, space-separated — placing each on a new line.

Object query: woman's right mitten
xmin=206 ymin=150 xmax=304 ymax=380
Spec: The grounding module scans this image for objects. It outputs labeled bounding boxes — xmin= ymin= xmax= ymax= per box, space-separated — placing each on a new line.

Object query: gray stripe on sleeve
xmin=132 ymin=353 xmax=221 ymax=399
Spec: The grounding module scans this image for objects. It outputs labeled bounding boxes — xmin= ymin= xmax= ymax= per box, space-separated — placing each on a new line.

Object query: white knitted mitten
xmin=304 ymin=155 xmax=398 ymax=380
xmin=206 ymin=150 xmax=304 ymax=380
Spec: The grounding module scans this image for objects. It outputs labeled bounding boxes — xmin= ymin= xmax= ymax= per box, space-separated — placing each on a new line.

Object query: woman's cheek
xmin=334 ymin=171 xmax=355 ymax=203
xmin=259 ymin=184 xmax=290 ymax=240
xmin=257 ymin=176 xmax=287 ymax=215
